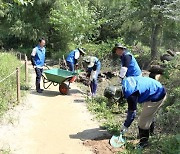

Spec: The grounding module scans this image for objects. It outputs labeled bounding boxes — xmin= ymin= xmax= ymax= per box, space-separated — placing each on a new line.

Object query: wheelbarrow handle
xmin=44 ymin=64 xmax=50 ymax=69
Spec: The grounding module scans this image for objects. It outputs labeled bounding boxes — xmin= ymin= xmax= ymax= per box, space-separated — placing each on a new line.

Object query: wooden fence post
xmin=25 ymin=54 xmax=28 ymax=84
xmin=16 ymin=67 xmax=20 ymax=103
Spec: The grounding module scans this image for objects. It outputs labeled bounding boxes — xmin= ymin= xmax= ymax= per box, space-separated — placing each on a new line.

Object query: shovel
xmin=110 ymin=132 xmax=125 ymax=148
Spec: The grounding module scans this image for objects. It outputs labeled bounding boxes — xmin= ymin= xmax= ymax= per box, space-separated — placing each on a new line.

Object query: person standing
xmin=31 ymin=38 xmax=46 ymax=93
xmin=112 ymin=43 xmax=142 ymax=79
xmin=83 ymin=56 xmax=101 ymax=97
xmin=66 ymin=48 xmax=86 ymax=72
xmin=119 ymin=76 xmax=166 ymax=148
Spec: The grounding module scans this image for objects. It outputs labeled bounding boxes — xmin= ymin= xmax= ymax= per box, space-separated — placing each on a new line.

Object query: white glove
xmin=120 ymin=125 xmax=128 ymax=134
xmin=119 ymin=67 xmax=128 ymax=79
xmin=90 ymin=70 xmax=97 ymax=81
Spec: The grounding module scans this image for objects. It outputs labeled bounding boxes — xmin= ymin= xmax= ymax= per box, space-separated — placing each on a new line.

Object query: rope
xmin=0 ymin=52 xmax=26 ymax=83
xmin=0 ymin=70 xmax=16 ymax=83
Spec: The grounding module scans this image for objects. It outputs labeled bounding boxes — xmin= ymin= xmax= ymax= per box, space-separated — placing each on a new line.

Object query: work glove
xmin=119 ymin=67 xmax=128 ymax=79
xmin=120 ymin=125 xmax=128 ymax=134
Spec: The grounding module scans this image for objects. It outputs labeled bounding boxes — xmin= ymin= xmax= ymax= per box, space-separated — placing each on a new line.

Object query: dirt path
xmin=0 ymin=63 xmax=111 ymax=154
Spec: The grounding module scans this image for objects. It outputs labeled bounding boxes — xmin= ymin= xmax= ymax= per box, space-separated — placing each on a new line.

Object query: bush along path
xmin=0 ymin=62 xmax=113 ymax=154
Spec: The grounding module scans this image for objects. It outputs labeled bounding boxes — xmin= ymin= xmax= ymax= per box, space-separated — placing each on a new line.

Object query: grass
xmin=84 ymin=59 xmax=180 ymax=153
xmin=0 ymin=51 xmax=29 ymax=117
xmin=86 ymin=94 xmax=180 ymax=153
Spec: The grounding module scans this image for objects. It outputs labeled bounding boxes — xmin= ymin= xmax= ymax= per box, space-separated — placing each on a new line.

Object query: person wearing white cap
xmin=112 ymin=43 xmax=142 ymax=80
xmin=83 ymin=56 xmax=101 ymax=97
xmin=66 ymin=48 xmax=86 ymax=72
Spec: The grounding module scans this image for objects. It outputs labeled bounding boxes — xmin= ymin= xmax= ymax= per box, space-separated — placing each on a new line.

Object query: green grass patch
xmin=143 ymin=134 xmax=180 ymax=154
xmin=86 ymin=96 xmax=127 ymax=134
xmin=0 ymin=52 xmax=29 ymax=117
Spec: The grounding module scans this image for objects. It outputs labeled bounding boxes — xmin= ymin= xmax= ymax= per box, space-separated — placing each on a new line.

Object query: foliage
xmin=85 ymin=54 xmax=180 ymax=153
xmin=132 ymin=42 xmax=151 ymax=69
xmin=49 ymin=0 xmax=103 ymax=51
xmin=156 ymin=55 xmax=180 ymax=134
xmin=0 ymin=0 xmax=179 ymax=61
xmin=13 ymin=0 xmax=34 ymax=5
xmin=0 ymin=0 xmax=55 ymax=49
xmin=86 ymin=96 xmax=128 ymax=134
xmin=143 ymin=134 xmax=180 ymax=154
xmin=0 ymin=52 xmax=27 ymax=117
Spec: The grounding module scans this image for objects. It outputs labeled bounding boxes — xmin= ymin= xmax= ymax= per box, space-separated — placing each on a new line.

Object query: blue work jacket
xmin=34 ymin=45 xmax=46 ymax=67
xmin=121 ymin=51 xmax=141 ymax=77
xmin=122 ymin=76 xmax=166 ymax=103
xmin=66 ymin=49 xmax=79 ymax=64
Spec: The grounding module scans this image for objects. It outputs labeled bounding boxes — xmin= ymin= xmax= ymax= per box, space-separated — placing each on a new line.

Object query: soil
xmin=0 ymin=62 xmax=122 ymax=154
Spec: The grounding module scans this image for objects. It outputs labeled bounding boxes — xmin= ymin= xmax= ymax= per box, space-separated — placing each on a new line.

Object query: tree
xmin=0 ymin=0 xmax=55 ymax=49
xmin=130 ymin=0 xmax=180 ymax=59
xmin=49 ymin=0 xmax=102 ymax=50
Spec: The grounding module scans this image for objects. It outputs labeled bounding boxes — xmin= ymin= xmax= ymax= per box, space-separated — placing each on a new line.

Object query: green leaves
xmin=13 ymin=0 xmax=34 ymax=5
xmin=49 ymin=0 xmax=101 ymax=46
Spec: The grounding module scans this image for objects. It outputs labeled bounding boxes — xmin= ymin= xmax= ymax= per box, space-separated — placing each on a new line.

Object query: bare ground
xmin=0 ymin=63 xmax=122 ymax=154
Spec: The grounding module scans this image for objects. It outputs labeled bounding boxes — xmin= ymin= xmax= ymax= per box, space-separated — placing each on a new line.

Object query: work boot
xmin=36 ymin=83 xmax=43 ymax=93
xmin=37 ymin=89 xmax=43 ymax=93
xmin=137 ymin=122 xmax=155 ymax=139
xmin=136 ymin=127 xmax=149 ymax=149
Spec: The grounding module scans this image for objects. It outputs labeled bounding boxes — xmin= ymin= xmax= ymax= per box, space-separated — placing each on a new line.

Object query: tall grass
xmin=0 ymin=52 xmax=26 ymax=117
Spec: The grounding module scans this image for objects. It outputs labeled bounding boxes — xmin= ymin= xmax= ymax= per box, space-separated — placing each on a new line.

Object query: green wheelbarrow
xmin=42 ymin=68 xmax=78 ymax=95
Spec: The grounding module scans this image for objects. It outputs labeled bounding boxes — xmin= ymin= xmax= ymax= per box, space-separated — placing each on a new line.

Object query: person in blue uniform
xmin=83 ymin=56 xmax=101 ymax=97
xmin=112 ymin=43 xmax=142 ymax=79
xmin=66 ymin=48 xmax=86 ymax=72
xmin=31 ymin=38 xmax=46 ymax=93
xmin=119 ymin=76 xmax=166 ymax=148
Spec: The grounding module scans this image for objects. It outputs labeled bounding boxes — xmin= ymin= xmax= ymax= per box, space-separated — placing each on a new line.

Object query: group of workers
xmin=65 ymin=48 xmax=101 ymax=97
xmin=31 ymin=38 xmax=167 ymax=149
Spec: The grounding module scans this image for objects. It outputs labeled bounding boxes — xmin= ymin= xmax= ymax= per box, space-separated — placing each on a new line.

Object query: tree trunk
xmin=150 ymin=12 xmax=163 ymax=59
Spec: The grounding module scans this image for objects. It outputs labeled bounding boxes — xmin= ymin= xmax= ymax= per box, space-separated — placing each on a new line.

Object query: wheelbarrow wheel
xmin=59 ymin=83 xmax=69 ymax=95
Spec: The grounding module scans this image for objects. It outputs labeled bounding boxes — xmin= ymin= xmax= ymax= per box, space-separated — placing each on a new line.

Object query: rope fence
xmin=0 ymin=52 xmax=28 ymax=103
